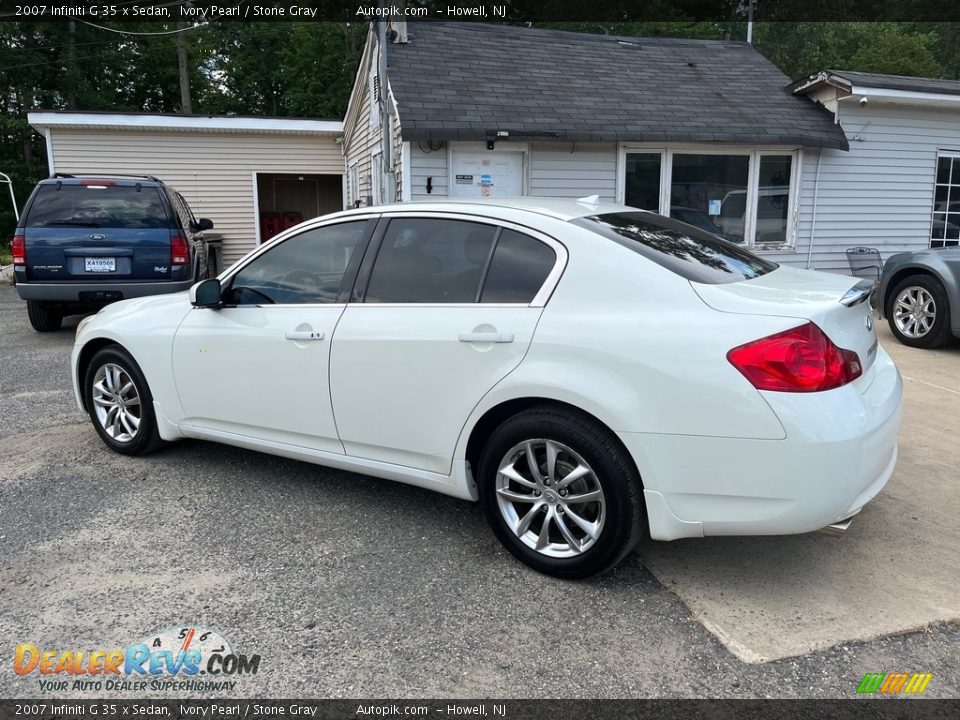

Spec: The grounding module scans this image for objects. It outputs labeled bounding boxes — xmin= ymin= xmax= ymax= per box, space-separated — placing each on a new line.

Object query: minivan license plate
xmin=85 ymin=257 xmax=116 ymax=272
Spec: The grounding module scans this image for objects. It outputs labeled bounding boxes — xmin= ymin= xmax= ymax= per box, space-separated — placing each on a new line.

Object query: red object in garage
xmin=260 ymin=212 xmax=281 ymax=242
xmin=282 ymin=211 xmax=302 ymax=230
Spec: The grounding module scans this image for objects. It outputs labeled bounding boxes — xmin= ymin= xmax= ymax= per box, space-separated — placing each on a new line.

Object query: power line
xmin=78 ymin=20 xmax=205 ymax=36
xmin=0 ymin=22 xmax=301 ymax=72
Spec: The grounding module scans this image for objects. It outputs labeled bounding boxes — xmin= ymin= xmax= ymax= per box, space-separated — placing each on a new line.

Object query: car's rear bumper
xmin=16 ymin=279 xmax=193 ymax=303
xmin=621 ymin=345 xmax=903 ymax=541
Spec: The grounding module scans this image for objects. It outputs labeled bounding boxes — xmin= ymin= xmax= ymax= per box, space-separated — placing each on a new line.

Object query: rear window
xmin=25 ymin=184 xmax=169 ymax=229
xmin=573 ymin=212 xmax=777 ymax=285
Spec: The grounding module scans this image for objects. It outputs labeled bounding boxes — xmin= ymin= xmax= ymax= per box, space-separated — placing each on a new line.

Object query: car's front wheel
xmin=887 ymin=275 xmax=953 ymax=348
xmin=477 ymin=405 xmax=645 ymax=579
xmin=84 ymin=346 xmax=164 ymax=455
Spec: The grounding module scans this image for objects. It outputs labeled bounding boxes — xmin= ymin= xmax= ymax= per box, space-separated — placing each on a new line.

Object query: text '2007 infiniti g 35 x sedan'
xmin=71 ymin=198 xmax=903 ymax=578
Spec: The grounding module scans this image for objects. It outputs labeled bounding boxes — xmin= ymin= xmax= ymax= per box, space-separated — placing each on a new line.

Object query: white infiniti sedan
xmin=71 ymin=198 xmax=902 ymax=578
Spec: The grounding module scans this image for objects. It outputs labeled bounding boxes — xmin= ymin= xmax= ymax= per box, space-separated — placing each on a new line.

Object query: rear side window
xmin=481 ymin=229 xmax=556 ymax=303
xmin=365 ymin=218 xmax=497 ymax=303
xmin=574 ymin=212 xmax=777 ymax=284
xmin=25 ymin=184 xmax=169 ymax=229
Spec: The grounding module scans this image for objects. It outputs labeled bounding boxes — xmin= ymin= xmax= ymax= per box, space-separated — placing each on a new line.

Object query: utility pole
xmin=66 ymin=19 xmax=77 ymax=109
xmin=176 ymin=22 xmax=192 ymax=113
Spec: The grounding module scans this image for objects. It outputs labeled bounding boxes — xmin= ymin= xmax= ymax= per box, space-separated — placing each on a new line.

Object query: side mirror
xmin=191 ymin=218 xmax=214 ymax=232
xmin=190 ymin=278 xmax=222 ymax=308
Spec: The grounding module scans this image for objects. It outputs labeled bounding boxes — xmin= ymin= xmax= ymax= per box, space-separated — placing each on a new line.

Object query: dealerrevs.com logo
xmin=15 ymin=625 xmax=261 ymax=693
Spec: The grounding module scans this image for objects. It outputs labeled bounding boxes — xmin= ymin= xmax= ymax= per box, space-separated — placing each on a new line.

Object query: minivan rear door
xmin=22 ymin=181 xmax=173 ymax=281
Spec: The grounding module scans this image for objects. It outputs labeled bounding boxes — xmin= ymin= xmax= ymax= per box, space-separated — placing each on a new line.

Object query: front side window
xmin=364 ymin=218 xmax=497 ymax=303
xmin=933 ymin=153 xmax=960 ymax=248
xmin=228 ymin=221 xmax=368 ymax=305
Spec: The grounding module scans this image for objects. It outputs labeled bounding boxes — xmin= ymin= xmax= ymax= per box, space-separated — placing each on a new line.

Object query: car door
xmin=171 ymin=218 xmax=375 ymax=453
xmin=329 ymin=214 xmax=565 ymax=474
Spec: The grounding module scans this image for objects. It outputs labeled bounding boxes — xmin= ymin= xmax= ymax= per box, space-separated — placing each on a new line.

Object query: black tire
xmin=26 ymin=300 xmax=62 ymax=332
xmin=477 ymin=404 xmax=645 ymax=579
xmin=886 ymin=275 xmax=953 ymax=349
xmin=84 ymin=345 xmax=164 ymax=456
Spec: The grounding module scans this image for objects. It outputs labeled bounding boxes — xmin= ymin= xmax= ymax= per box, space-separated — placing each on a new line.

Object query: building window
xmin=933 ymin=153 xmax=960 ymax=248
xmin=621 ymin=148 xmax=798 ymax=249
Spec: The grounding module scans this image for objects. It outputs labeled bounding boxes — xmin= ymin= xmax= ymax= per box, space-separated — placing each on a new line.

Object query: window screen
xmin=481 ymin=229 xmax=556 ymax=303
xmin=365 ymin=219 xmax=496 ymax=303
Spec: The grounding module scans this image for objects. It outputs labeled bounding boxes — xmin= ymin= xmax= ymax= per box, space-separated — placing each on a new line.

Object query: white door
xmin=172 ymin=219 xmax=373 ymax=452
xmin=449 ymin=150 xmax=524 ymax=198
xmin=330 ymin=216 xmax=561 ymax=474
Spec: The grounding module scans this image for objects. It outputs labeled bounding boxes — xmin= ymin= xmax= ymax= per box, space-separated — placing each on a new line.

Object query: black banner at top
xmin=2 ymin=0 xmax=960 ymax=23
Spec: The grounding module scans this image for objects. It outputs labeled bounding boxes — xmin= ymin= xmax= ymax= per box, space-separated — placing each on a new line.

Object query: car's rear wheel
xmin=26 ymin=300 xmax=62 ymax=332
xmin=477 ymin=405 xmax=645 ymax=579
xmin=887 ymin=275 xmax=953 ymax=348
xmin=84 ymin=346 xmax=164 ymax=455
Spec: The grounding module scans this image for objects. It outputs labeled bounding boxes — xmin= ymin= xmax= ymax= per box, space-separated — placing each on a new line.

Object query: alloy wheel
xmin=92 ymin=363 xmax=142 ymax=442
xmin=495 ymin=439 xmax=606 ymax=558
xmin=893 ymin=286 xmax=937 ymax=338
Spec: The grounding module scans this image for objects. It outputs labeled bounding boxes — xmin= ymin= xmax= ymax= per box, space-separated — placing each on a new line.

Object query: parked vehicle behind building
xmin=12 ymin=174 xmax=213 ymax=331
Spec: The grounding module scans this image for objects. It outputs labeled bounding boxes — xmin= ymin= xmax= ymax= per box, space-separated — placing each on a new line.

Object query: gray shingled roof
xmin=387 ymin=23 xmax=848 ymax=150
xmin=827 ymin=70 xmax=960 ymax=96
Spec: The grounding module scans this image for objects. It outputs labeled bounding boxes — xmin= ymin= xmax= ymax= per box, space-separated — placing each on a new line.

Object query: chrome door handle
xmin=285 ymin=330 xmax=325 ymax=341
xmin=458 ymin=331 xmax=514 ymax=343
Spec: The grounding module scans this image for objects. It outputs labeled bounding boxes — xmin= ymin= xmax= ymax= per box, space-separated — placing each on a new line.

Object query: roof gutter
xmin=27 ymin=112 xmax=343 ymax=135
xmin=838 ymin=86 xmax=960 ymax=109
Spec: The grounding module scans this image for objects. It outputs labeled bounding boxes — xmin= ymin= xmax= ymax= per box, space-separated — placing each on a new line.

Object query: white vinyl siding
xmin=785 ymin=102 xmax=960 ymax=273
xmin=529 ymin=142 xmax=617 ymax=201
xmin=409 ymin=142 xmax=449 ymax=201
xmin=48 ymin=129 xmax=342 ymax=267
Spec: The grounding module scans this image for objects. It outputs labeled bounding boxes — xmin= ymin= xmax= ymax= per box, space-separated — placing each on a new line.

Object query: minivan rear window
xmin=573 ymin=212 xmax=777 ymax=284
xmin=25 ymin=184 xmax=169 ymax=229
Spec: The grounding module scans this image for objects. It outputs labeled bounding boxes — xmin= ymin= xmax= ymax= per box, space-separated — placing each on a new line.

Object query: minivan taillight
xmin=727 ymin=322 xmax=862 ymax=392
xmin=11 ymin=234 xmax=25 ymax=265
xmin=170 ymin=232 xmax=189 ymax=265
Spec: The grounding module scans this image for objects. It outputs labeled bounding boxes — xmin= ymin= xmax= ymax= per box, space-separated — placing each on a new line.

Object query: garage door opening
xmin=255 ymin=173 xmax=342 ymax=244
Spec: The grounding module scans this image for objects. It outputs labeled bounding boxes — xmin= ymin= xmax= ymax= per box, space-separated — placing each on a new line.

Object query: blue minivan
xmin=12 ymin=174 xmax=214 ymax=331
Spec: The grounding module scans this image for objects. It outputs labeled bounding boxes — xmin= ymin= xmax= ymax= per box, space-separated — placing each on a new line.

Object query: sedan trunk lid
xmin=691 ymin=265 xmax=879 ymax=377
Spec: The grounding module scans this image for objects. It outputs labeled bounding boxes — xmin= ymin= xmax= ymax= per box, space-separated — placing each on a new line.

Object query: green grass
xmin=0 ymin=251 xmax=11 ymax=266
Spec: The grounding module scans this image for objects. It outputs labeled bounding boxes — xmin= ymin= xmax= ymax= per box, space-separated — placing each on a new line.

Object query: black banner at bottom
xmin=2 ymin=700 xmax=960 ymax=720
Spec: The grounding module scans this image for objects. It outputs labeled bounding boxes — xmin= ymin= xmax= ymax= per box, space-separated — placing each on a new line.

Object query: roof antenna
xmin=576 ymin=194 xmax=600 ymax=206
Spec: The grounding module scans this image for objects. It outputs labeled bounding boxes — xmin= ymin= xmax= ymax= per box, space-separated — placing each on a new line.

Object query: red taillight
xmin=11 ymin=234 xmax=26 ymax=265
xmin=170 ymin=233 xmax=189 ymax=265
xmin=727 ymin=322 xmax=862 ymax=392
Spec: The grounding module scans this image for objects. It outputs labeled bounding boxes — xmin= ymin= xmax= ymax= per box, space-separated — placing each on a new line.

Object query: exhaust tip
xmin=819 ymin=516 xmax=854 ymax=537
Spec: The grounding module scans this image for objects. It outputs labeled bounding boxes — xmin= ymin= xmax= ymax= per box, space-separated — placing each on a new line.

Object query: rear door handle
xmin=285 ymin=330 xmax=325 ymax=341
xmin=458 ymin=332 xmax=514 ymax=343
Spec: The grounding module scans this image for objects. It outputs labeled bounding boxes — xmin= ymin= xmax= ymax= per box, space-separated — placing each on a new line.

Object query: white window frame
xmin=931 ymin=148 xmax=960 ymax=248
xmin=346 ymin=160 xmax=359 ymax=209
xmin=616 ymin=144 xmax=802 ymax=250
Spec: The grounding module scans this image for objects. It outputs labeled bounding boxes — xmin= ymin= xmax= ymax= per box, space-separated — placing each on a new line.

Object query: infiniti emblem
xmin=543 ymin=489 xmax=559 ymax=504
xmin=865 ymin=314 xmax=874 ymax=331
